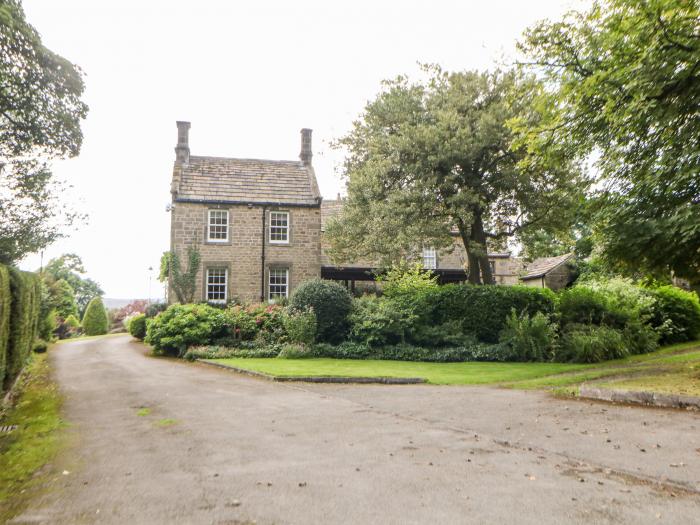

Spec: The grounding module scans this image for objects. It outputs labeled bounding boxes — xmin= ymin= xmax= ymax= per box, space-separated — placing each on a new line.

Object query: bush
xmin=0 ymin=265 xmax=10 ymax=389
xmin=499 ymin=310 xmax=558 ymax=362
xmin=289 ymin=279 xmax=352 ymax=343
xmin=224 ymin=303 xmax=286 ymax=345
xmin=647 ymin=286 xmax=700 ymax=344
xmin=55 ymin=314 xmax=81 ymax=340
xmin=33 ymin=339 xmax=48 ymax=353
xmin=5 ymin=268 xmax=41 ymax=390
xmin=277 ymin=343 xmax=311 ymax=359
xmin=145 ymin=303 xmax=228 ymax=356
xmin=183 ymin=344 xmax=281 ymax=361
xmin=349 ymin=296 xmax=415 ymax=347
xmin=283 ymin=307 xmax=317 ymax=345
xmin=128 ymin=313 xmax=147 ymax=340
xmin=413 ymin=284 xmax=556 ymax=343
xmin=556 ymin=324 xmax=628 ymax=363
xmin=558 ymin=287 xmax=625 ymax=328
xmin=81 ymin=297 xmax=109 ymax=336
xmin=309 ymin=341 xmax=513 ymax=362
xmin=622 ymin=319 xmax=659 ymax=355
xmin=145 ymin=302 xmax=167 ymax=318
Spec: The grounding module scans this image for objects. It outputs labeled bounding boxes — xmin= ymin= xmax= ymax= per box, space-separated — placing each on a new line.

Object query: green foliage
xmin=145 ymin=303 xmax=228 ymax=356
xmin=349 ymin=295 xmax=415 ymax=347
xmin=520 ymin=0 xmax=700 ymax=284
xmin=277 ymin=343 xmax=312 ymax=359
xmin=223 ymin=303 xmax=286 ymax=345
xmin=647 ymin=286 xmax=700 ymax=344
xmin=326 ymin=66 xmax=586 ymax=284
xmin=38 ymin=309 xmax=57 ymax=343
xmin=5 ymin=268 xmax=41 ymax=390
xmin=0 ymin=265 xmax=11 ymax=389
xmin=556 ymin=324 xmax=628 ymax=364
xmin=42 ymin=254 xmax=103 ymax=315
xmin=168 ymin=246 xmax=201 ymax=304
xmin=309 ymin=341 xmax=513 ymax=363
xmin=558 ymin=287 xmax=625 ymax=328
xmin=47 ymin=279 xmax=77 ymax=319
xmin=81 ymin=297 xmax=108 ymax=336
xmin=0 ymin=1 xmax=88 ymax=264
xmin=415 ymin=284 xmax=556 ymax=343
xmin=289 ymin=279 xmax=353 ymax=343
xmin=622 ymin=319 xmax=659 ymax=356
xmin=499 ymin=310 xmax=558 ymax=362
xmin=282 ymin=308 xmax=317 ymax=345
xmin=32 ymin=339 xmax=48 ymax=353
xmin=183 ymin=344 xmax=281 ymax=361
xmin=127 ymin=313 xmax=147 ymax=340
xmin=64 ymin=314 xmax=80 ymax=329
xmin=145 ymin=302 xmax=167 ymax=318
xmin=380 ymin=262 xmax=439 ymax=299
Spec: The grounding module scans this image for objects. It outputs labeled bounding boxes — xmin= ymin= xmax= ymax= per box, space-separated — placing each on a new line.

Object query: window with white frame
xmin=422 ymin=247 xmax=437 ymax=269
xmin=489 ymin=260 xmax=496 ymax=275
xmin=207 ymin=210 xmax=229 ymax=242
xmin=206 ymin=268 xmax=227 ymax=303
xmin=268 ymin=268 xmax=289 ymax=301
xmin=269 ymin=211 xmax=289 ymax=244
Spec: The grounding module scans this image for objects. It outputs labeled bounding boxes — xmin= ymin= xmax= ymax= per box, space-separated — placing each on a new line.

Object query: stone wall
xmin=170 ymin=201 xmax=321 ymax=303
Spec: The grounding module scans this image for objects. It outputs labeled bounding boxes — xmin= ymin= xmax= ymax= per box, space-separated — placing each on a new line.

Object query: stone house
xmin=167 ymin=121 xmax=554 ymax=303
xmin=520 ymin=253 xmax=576 ymax=291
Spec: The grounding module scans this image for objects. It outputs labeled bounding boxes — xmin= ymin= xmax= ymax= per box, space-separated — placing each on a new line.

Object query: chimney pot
xmin=175 ymin=121 xmax=191 ymax=164
xmin=299 ymin=128 xmax=312 ymax=166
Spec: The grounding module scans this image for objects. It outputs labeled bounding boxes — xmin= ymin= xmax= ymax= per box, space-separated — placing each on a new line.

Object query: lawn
xmin=207 ymin=358 xmax=588 ymax=385
xmin=207 ymin=341 xmax=700 ymax=392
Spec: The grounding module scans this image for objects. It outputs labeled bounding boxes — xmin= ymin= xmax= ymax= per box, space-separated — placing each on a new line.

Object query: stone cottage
xmin=167 ymin=122 xmax=548 ymax=303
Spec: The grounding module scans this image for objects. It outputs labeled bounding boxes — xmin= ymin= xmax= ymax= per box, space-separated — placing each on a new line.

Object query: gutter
xmin=261 ymin=206 xmax=266 ymax=302
xmin=175 ymin=197 xmax=320 ymax=208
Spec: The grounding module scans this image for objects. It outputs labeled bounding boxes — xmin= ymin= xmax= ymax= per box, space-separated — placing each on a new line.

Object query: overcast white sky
xmin=18 ymin=0 xmax=582 ymax=299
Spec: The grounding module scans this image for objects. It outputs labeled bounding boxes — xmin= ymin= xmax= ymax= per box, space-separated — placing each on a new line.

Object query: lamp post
xmin=147 ymin=266 xmax=153 ymax=305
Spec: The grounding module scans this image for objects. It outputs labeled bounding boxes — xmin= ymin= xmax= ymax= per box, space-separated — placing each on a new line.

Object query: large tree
xmin=519 ymin=0 xmax=700 ymax=284
xmin=41 ymin=254 xmax=103 ymax=315
xmin=326 ymin=67 xmax=587 ymax=283
xmin=0 ymin=0 xmax=88 ymax=264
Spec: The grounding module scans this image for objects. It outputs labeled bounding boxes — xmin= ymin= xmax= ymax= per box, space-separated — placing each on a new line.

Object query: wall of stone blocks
xmin=170 ymin=201 xmax=321 ymax=303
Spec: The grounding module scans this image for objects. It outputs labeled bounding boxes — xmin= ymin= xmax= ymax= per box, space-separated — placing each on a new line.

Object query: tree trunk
xmin=457 ymin=220 xmax=482 ymax=284
xmin=473 ymin=213 xmax=495 ymax=285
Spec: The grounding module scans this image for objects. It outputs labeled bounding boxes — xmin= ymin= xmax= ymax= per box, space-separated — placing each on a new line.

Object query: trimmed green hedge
xmin=416 ymin=284 xmax=557 ymax=343
xmin=127 ymin=313 xmax=147 ymax=340
xmin=648 ymin=286 xmax=700 ymax=344
xmin=4 ymin=267 xmax=41 ymax=390
xmin=82 ymin=297 xmax=109 ymax=336
xmin=0 ymin=265 xmax=11 ymax=389
xmin=289 ymin=278 xmax=352 ymax=343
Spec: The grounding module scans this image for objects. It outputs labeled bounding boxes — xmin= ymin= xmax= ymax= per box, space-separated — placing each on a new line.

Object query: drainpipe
xmin=261 ymin=205 xmax=266 ymax=302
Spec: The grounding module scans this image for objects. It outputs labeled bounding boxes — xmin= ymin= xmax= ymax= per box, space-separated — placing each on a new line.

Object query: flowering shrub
xmin=224 ymin=303 xmax=285 ymax=344
xmin=145 ymin=303 xmax=228 ymax=356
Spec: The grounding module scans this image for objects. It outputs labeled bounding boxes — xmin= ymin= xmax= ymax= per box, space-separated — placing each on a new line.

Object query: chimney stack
xmin=175 ymin=121 xmax=191 ymax=164
xmin=299 ymin=128 xmax=312 ymax=166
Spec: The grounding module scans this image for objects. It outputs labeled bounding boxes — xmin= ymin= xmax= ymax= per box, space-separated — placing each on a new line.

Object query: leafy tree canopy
xmin=0 ymin=0 xmax=88 ymax=264
xmin=326 ymin=66 xmax=588 ymax=283
xmin=41 ymin=253 xmax=103 ymax=315
xmin=519 ymin=0 xmax=700 ymax=284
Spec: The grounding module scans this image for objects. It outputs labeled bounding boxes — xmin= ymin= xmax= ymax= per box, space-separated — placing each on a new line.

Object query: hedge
xmin=648 ymin=286 xmax=700 ymax=344
xmin=0 ymin=265 xmax=11 ymax=389
xmin=3 ymin=267 xmax=41 ymax=391
xmin=415 ymin=284 xmax=557 ymax=343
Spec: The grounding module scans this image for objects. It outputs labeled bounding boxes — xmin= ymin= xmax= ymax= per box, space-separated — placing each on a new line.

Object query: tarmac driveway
xmin=11 ymin=335 xmax=700 ymax=524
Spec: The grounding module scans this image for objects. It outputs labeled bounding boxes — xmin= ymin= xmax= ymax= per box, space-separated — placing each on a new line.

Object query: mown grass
xmin=208 ymin=358 xmax=588 ymax=385
xmin=209 ymin=341 xmax=700 ymax=395
xmin=0 ymin=353 xmax=66 ymax=521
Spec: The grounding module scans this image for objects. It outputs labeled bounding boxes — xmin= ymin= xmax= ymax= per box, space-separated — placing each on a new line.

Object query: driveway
xmin=11 ymin=335 xmax=700 ymax=524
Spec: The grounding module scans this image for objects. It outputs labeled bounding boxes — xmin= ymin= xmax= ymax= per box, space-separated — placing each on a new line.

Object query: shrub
xmin=145 ymin=302 xmax=167 ymax=318
xmin=289 ymin=279 xmax=352 ymax=343
xmin=5 ymin=268 xmax=41 ymax=390
xmin=145 ymin=303 xmax=229 ymax=356
xmin=349 ymin=296 xmax=415 ymax=347
xmin=309 ymin=341 xmax=513 ymax=362
xmin=556 ymin=324 xmax=628 ymax=363
xmin=81 ymin=297 xmax=109 ymax=336
xmin=499 ymin=310 xmax=558 ymax=362
xmin=33 ymin=339 xmax=48 ymax=353
xmin=380 ymin=262 xmax=439 ymax=300
xmin=277 ymin=343 xmax=311 ymax=359
xmin=183 ymin=344 xmax=281 ymax=361
xmin=283 ymin=307 xmax=317 ymax=345
xmin=0 ymin=265 xmax=10 ymax=389
xmin=414 ymin=284 xmax=556 ymax=343
xmin=558 ymin=287 xmax=625 ymax=328
xmin=128 ymin=313 xmax=147 ymax=340
xmin=409 ymin=320 xmax=478 ymax=348
xmin=647 ymin=286 xmax=700 ymax=344
xmin=55 ymin=314 xmax=81 ymax=340
xmin=622 ymin=318 xmax=659 ymax=355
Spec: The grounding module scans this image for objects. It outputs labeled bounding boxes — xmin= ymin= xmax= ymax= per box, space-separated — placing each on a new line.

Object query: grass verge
xmin=0 ymin=353 xmax=66 ymax=521
xmin=205 ymin=358 xmax=587 ymax=385
xmin=207 ymin=341 xmax=700 ymax=395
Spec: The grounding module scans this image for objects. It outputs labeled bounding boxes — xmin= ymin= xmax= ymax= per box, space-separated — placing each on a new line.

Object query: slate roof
xmin=521 ymin=253 xmax=574 ymax=280
xmin=174 ymin=156 xmax=321 ymax=206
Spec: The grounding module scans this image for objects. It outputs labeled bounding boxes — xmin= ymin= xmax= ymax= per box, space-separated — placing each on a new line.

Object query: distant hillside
xmin=102 ymin=298 xmax=162 ymax=310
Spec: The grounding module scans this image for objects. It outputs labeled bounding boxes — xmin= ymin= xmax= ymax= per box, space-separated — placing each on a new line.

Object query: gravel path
xmin=11 ymin=335 xmax=700 ymax=524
